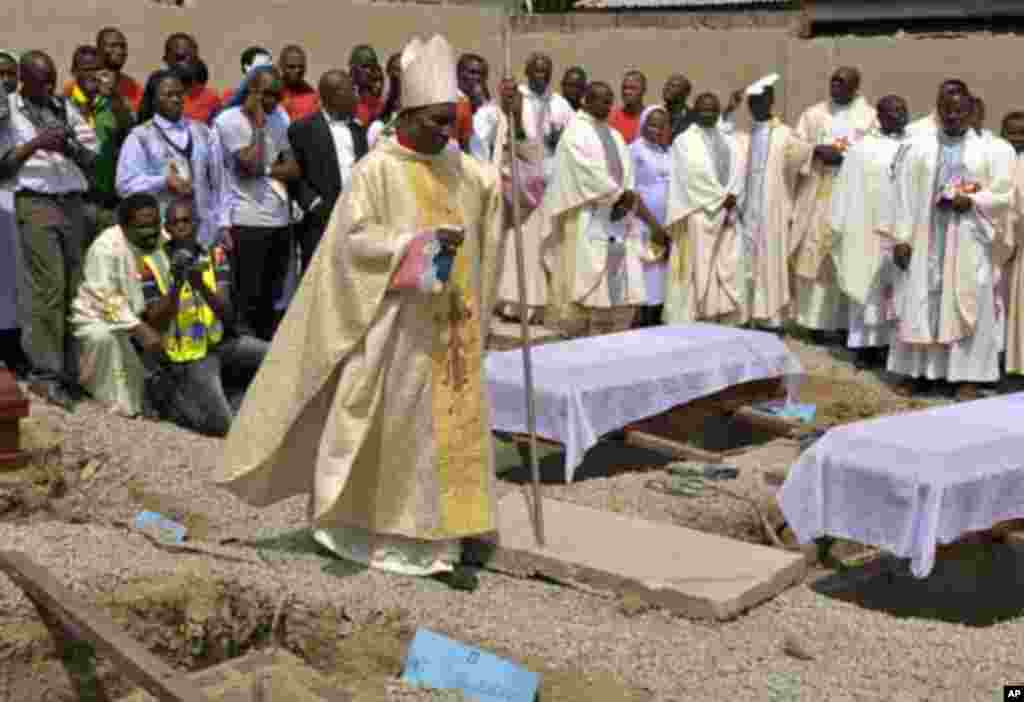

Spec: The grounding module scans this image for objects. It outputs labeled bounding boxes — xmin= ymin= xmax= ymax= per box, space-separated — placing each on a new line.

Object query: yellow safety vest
xmin=142 ymin=250 xmax=224 ymax=363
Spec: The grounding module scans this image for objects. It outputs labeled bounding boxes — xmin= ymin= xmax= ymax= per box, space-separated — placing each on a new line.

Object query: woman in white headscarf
xmin=0 ymin=48 xmax=32 ymax=376
xmin=631 ymin=105 xmax=672 ymax=326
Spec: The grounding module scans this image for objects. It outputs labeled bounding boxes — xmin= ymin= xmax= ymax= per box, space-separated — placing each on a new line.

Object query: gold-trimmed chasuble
xmin=404 ymin=158 xmax=494 ymax=537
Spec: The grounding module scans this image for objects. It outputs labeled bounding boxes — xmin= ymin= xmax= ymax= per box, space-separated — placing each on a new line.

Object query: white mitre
xmin=746 ymin=73 xmax=780 ymax=97
xmin=400 ymin=34 xmax=459 ymax=110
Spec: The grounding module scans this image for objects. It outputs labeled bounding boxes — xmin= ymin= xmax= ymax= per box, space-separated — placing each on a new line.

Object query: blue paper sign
xmin=134 ymin=510 xmax=187 ymax=544
xmin=402 ymin=628 xmax=540 ymax=702
xmin=753 ymin=401 xmax=817 ymax=424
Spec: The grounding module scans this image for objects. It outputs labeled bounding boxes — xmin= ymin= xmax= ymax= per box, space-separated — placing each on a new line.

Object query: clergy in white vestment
xmin=881 ymin=92 xmax=1016 ymax=400
xmin=542 ymin=81 xmax=667 ymax=337
xmin=999 ymin=111 xmax=1024 ymax=375
xmin=971 ymin=97 xmax=1019 ymax=355
xmin=519 ymin=53 xmax=574 ymax=181
xmin=906 ymin=79 xmax=969 ymax=138
xmin=215 ymin=35 xmax=505 ymax=590
xmin=830 ymin=95 xmax=911 ymax=368
xmin=790 ymin=67 xmax=878 ymax=337
xmin=471 ymin=78 xmax=550 ymax=321
xmin=663 ymin=92 xmax=749 ymax=324
xmin=732 ymin=76 xmax=811 ymax=329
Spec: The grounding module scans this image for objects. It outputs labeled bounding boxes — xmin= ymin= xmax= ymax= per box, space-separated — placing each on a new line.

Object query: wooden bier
xmin=498 ymin=377 xmax=804 ymax=467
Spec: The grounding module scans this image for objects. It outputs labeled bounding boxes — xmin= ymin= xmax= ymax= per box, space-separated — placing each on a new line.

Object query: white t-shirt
xmin=214 ymin=105 xmax=291 ymax=228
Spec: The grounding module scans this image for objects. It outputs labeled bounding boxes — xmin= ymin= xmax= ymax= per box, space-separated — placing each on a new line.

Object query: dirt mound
xmin=797 ymin=374 xmax=934 ymax=427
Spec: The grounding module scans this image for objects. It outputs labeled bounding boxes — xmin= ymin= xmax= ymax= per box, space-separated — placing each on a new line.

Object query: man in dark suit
xmin=288 ymin=70 xmax=367 ymax=272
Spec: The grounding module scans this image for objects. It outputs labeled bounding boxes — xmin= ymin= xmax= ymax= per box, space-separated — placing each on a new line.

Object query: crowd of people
xmin=1 ymin=25 xmax=1022 ymax=446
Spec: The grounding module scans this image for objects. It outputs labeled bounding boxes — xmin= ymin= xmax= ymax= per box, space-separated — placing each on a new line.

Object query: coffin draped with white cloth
xmin=779 ymin=394 xmax=1024 ymax=578
xmin=487 ymin=323 xmax=804 ymax=482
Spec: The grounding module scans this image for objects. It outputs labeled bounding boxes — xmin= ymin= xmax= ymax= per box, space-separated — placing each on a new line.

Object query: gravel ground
xmin=2 ymin=337 xmax=1023 ymax=701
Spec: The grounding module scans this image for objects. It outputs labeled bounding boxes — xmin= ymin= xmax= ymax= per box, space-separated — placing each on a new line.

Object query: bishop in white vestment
xmin=215 ymin=36 xmax=504 ymax=588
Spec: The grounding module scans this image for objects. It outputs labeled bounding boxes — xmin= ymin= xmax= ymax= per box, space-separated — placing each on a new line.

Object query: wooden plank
xmin=624 ymin=430 xmax=724 ymax=464
xmin=32 ymin=597 xmax=114 ymax=702
xmin=494 ymin=430 xmax=562 ymax=449
xmin=0 ymin=551 xmax=212 ymax=702
xmin=731 ymin=406 xmax=805 ymax=437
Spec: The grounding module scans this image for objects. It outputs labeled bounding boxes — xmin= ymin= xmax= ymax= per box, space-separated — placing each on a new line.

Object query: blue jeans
xmin=156 ymin=335 xmax=268 ymax=437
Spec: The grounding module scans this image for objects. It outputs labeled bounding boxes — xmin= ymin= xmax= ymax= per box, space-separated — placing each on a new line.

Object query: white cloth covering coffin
xmin=780 ymin=393 xmax=1024 ymax=578
xmin=487 ymin=323 xmax=803 ymax=482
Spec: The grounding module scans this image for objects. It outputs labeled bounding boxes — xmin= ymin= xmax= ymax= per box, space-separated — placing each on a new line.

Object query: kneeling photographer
xmin=140 ymin=197 xmax=268 ymax=436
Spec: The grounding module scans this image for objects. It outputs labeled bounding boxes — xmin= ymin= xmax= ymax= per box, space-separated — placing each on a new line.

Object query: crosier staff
xmin=500 ymin=0 xmax=545 ymax=548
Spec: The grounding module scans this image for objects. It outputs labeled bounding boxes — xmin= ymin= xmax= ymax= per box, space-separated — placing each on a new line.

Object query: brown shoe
xmin=955 ymin=383 xmax=980 ymax=402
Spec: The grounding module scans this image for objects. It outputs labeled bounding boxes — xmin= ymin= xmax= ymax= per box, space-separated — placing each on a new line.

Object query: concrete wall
xmin=1 ymin=0 xmax=1022 ymax=130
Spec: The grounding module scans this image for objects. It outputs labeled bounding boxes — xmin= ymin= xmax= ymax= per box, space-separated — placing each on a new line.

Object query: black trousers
xmin=297 ymin=201 xmax=335 ymax=274
xmin=230 ymin=225 xmax=292 ymax=341
xmin=634 ymin=305 xmax=664 ymax=328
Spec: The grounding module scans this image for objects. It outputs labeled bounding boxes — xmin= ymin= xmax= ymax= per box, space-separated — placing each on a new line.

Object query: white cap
xmin=746 ymin=73 xmax=780 ymax=97
xmin=249 ymin=53 xmax=273 ymax=70
xmin=400 ymin=35 xmax=459 ymax=111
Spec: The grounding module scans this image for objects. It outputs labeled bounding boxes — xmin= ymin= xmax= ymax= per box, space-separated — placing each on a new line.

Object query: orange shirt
xmin=184 ymin=85 xmax=223 ymax=124
xmin=63 ymin=74 xmax=144 ymax=112
xmin=281 ymin=84 xmax=321 ymax=122
xmin=456 ymin=97 xmax=473 ymax=148
xmin=609 ymin=107 xmax=644 ymax=144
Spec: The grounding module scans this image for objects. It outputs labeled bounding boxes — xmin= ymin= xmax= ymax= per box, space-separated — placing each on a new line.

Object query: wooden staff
xmin=502 ymin=6 xmax=546 ymax=548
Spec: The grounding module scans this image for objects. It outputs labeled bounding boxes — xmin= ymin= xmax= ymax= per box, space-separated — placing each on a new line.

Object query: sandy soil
xmin=1 ymin=335 xmax=1022 ymax=702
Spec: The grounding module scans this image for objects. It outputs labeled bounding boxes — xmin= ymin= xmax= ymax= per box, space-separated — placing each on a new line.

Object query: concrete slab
xmin=118 ymin=648 xmax=351 ymax=701
xmin=484 ymin=493 xmax=807 ymax=621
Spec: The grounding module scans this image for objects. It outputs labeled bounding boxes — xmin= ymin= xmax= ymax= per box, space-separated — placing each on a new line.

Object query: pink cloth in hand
xmin=390 ymin=231 xmax=443 ymax=293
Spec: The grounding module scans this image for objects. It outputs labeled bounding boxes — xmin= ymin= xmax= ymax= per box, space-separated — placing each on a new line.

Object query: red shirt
xmin=63 ymin=74 xmax=144 ymax=112
xmin=356 ymin=94 xmax=384 ymax=128
xmin=456 ymin=97 xmax=474 ymax=149
xmin=184 ymin=85 xmax=223 ymax=124
xmin=281 ymin=83 xmax=321 ymax=122
xmin=609 ymin=107 xmax=644 ymax=144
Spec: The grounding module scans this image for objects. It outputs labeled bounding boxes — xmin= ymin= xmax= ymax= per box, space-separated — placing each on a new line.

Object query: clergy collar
xmin=154 ymin=114 xmax=187 ymax=130
xmin=386 ymin=131 xmax=462 ymax=168
xmin=830 ymin=96 xmax=861 ymax=113
xmin=323 ymin=109 xmax=353 ymax=125
xmin=938 ymin=129 xmax=968 ymax=145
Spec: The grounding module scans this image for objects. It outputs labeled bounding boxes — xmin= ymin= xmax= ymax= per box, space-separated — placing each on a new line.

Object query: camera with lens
xmin=170 ymin=245 xmax=207 ymax=285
